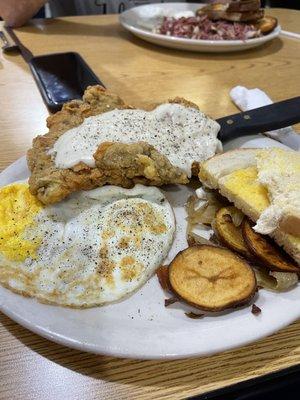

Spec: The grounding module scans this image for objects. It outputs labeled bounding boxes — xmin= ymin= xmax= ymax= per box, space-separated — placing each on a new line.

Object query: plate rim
xmin=1 ymin=285 xmax=300 ymax=360
xmin=119 ymin=2 xmax=281 ymax=48
xmin=1 ymin=150 xmax=300 ymax=360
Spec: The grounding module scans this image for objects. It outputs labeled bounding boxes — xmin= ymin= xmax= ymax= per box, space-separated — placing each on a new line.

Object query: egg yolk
xmin=0 ymin=183 xmax=43 ymax=262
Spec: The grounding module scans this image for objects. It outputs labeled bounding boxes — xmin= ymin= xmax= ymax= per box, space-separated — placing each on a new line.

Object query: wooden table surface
xmin=1 ymin=8 xmax=300 ymax=400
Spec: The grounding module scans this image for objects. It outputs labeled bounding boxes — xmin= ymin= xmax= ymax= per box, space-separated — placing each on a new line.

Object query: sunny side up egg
xmin=0 ymin=182 xmax=175 ymax=307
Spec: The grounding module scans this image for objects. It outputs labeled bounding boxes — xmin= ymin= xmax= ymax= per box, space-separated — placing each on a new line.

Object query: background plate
xmin=119 ymin=2 xmax=281 ymax=53
xmin=0 ymin=138 xmax=299 ymax=360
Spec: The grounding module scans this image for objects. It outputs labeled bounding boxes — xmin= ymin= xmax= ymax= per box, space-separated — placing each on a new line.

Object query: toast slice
xmin=198 ymin=148 xmax=258 ymax=189
xmin=199 ymin=148 xmax=300 ymax=265
xmin=197 ymin=2 xmax=264 ymax=22
xmin=227 ymin=0 xmax=262 ymax=13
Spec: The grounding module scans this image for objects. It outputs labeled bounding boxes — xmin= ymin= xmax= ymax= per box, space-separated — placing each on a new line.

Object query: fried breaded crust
xmin=27 ymin=86 xmax=191 ymax=204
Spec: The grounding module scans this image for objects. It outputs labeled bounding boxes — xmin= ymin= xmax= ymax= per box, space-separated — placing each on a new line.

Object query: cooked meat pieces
xmin=27 ymin=86 xmax=220 ymax=205
xmin=27 ymin=86 xmax=191 ymax=204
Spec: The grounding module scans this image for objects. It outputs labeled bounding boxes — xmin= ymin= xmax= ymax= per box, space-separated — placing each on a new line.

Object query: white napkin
xmin=230 ymin=86 xmax=300 ymax=151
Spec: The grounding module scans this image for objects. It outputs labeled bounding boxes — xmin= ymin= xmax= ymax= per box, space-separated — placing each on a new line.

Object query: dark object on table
xmin=264 ymin=1 xmax=300 ymax=10
xmin=191 ymin=364 xmax=300 ymax=399
xmin=29 ymin=52 xmax=103 ymax=112
xmin=2 ymin=27 xmax=103 ymax=112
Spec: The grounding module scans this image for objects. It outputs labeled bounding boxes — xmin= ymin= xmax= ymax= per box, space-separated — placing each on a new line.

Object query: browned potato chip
xmin=156 ymin=265 xmax=172 ymax=292
xmin=242 ymin=219 xmax=300 ymax=273
xmin=214 ymin=207 xmax=252 ymax=258
xmin=169 ymin=245 xmax=256 ymax=312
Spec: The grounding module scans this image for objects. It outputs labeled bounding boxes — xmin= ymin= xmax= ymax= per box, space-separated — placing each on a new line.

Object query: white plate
xmin=119 ymin=3 xmax=281 ymax=52
xmin=0 ymin=137 xmax=299 ymax=360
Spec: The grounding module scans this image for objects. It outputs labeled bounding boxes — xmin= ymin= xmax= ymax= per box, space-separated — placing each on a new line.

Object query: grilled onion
xmin=254 ymin=268 xmax=298 ymax=291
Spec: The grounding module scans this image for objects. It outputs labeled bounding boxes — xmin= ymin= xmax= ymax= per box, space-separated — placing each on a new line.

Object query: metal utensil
xmin=4 ymin=26 xmax=33 ymax=61
xmin=0 ymin=30 xmax=19 ymax=52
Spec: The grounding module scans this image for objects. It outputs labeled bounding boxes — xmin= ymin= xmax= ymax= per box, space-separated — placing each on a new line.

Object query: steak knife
xmin=216 ymin=96 xmax=300 ymax=142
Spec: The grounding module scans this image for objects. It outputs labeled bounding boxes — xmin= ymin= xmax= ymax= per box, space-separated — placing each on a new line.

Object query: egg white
xmin=0 ymin=184 xmax=175 ymax=307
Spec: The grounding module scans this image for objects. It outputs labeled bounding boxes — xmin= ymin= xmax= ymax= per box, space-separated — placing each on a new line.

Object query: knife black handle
xmin=216 ymin=96 xmax=300 ymax=143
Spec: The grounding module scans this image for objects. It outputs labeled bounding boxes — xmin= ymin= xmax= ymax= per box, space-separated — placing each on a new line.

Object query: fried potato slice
xmin=156 ymin=265 xmax=172 ymax=292
xmin=242 ymin=219 xmax=300 ymax=273
xmin=214 ymin=207 xmax=252 ymax=258
xmin=255 ymin=16 xmax=278 ymax=34
xmin=169 ymin=245 xmax=256 ymax=312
